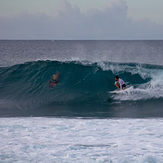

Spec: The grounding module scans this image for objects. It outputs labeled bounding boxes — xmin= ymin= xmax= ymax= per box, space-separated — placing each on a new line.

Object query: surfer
xmin=114 ymin=76 xmax=126 ymax=91
xmin=49 ymin=72 xmax=60 ymax=88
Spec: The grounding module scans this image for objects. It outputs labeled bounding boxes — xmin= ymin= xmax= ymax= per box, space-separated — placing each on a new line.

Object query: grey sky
xmin=0 ymin=0 xmax=163 ymax=39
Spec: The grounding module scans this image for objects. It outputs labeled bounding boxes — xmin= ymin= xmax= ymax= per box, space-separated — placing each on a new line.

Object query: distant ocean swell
xmin=0 ymin=60 xmax=163 ymax=117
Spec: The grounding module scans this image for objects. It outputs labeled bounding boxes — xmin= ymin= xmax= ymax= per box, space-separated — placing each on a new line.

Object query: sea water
xmin=0 ymin=40 xmax=163 ymax=162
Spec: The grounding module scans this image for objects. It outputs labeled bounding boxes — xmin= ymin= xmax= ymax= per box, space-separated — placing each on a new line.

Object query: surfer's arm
xmin=120 ymin=84 xmax=122 ymax=90
xmin=119 ymin=80 xmax=123 ymax=90
xmin=115 ymin=82 xmax=120 ymax=90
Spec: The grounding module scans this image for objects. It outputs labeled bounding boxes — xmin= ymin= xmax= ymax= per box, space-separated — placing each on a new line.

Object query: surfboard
xmin=109 ymin=85 xmax=133 ymax=94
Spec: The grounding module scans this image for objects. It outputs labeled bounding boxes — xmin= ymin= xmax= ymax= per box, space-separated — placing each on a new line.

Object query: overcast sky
xmin=0 ymin=0 xmax=163 ymax=40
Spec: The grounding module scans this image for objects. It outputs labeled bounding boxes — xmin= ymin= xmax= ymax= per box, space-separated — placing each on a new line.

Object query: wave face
xmin=0 ymin=60 xmax=163 ymax=117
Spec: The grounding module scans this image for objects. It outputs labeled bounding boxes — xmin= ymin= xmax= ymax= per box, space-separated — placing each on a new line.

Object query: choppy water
xmin=0 ymin=118 xmax=163 ymax=163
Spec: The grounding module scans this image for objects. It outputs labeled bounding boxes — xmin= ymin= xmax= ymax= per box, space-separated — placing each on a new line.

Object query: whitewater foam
xmin=111 ymin=69 xmax=163 ymax=101
xmin=0 ymin=118 xmax=163 ymax=162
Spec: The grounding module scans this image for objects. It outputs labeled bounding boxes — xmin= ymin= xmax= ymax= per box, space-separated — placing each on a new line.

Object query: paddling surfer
xmin=49 ymin=72 xmax=60 ymax=87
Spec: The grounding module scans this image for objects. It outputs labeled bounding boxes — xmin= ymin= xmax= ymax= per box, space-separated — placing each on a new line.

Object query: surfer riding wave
xmin=114 ymin=76 xmax=126 ymax=91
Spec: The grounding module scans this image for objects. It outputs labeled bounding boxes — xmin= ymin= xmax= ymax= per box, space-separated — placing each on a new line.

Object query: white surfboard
xmin=109 ymin=85 xmax=133 ymax=94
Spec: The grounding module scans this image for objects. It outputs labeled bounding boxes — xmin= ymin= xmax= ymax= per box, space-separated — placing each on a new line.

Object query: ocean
xmin=0 ymin=40 xmax=163 ymax=162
